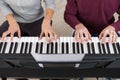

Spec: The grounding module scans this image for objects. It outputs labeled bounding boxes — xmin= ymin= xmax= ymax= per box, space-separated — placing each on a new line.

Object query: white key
xmin=60 ymin=37 xmax=64 ymax=54
xmin=104 ymin=43 xmax=108 ymax=54
xmin=94 ymin=43 xmax=99 ymax=54
xmin=0 ymin=42 xmax=5 ymax=53
xmin=25 ymin=37 xmax=33 ymax=53
xmin=109 ymin=43 xmax=114 ymax=54
xmin=68 ymin=37 xmax=72 ymax=54
xmin=70 ymin=37 xmax=74 ymax=53
xmin=92 ymin=37 xmax=99 ymax=54
xmin=5 ymin=37 xmax=11 ymax=53
xmin=57 ymin=40 xmax=60 ymax=53
xmin=40 ymin=37 xmax=47 ymax=54
xmin=16 ymin=37 xmax=25 ymax=53
xmin=52 ymin=41 xmax=55 ymax=53
xmin=16 ymin=42 xmax=22 ymax=54
xmin=63 ymin=38 xmax=66 ymax=53
xmin=83 ymin=42 xmax=88 ymax=54
xmin=33 ymin=37 xmax=39 ymax=53
xmin=29 ymin=37 xmax=35 ymax=53
xmin=64 ymin=37 xmax=70 ymax=54
xmin=114 ymin=42 xmax=119 ymax=54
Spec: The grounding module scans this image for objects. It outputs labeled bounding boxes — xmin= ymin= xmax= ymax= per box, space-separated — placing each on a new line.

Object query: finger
xmin=10 ymin=33 xmax=14 ymax=41
xmin=88 ymin=33 xmax=92 ymax=41
xmin=101 ymin=33 xmax=108 ymax=43
xmin=99 ymin=32 xmax=103 ymax=40
xmin=108 ymin=33 xmax=113 ymax=43
xmin=1 ymin=31 xmax=10 ymax=41
xmin=112 ymin=33 xmax=118 ymax=43
xmin=112 ymin=35 xmax=116 ymax=43
xmin=45 ymin=32 xmax=50 ymax=43
xmin=75 ymin=32 xmax=79 ymax=42
xmin=18 ymin=29 xmax=21 ymax=38
xmin=115 ymin=33 xmax=118 ymax=42
xmin=39 ymin=32 xmax=44 ymax=40
xmin=53 ymin=32 xmax=59 ymax=41
xmin=84 ymin=32 xmax=91 ymax=42
xmin=49 ymin=32 xmax=54 ymax=41
xmin=75 ymin=32 xmax=81 ymax=42
xmin=80 ymin=32 xmax=85 ymax=44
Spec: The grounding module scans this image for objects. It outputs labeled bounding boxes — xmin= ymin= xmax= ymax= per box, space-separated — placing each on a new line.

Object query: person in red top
xmin=64 ymin=0 xmax=120 ymax=43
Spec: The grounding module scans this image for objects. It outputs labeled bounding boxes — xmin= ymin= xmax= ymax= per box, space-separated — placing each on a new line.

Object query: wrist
xmin=42 ymin=18 xmax=52 ymax=27
xmin=109 ymin=25 xmax=115 ymax=31
xmin=7 ymin=14 xmax=17 ymax=25
xmin=75 ymin=23 xmax=84 ymax=30
xmin=43 ymin=18 xmax=51 ymax=23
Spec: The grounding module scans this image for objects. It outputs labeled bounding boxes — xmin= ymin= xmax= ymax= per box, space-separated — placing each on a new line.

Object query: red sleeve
xmin=64 ymin=0 xmax=81 ymax=29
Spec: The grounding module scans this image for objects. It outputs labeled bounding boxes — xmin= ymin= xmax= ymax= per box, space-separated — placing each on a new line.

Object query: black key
xmin=13 ymin=42 xmax=18 ymax=53
xmin=38 ymin=43 xmax=41 ymax=54
xmin=101 ymin=43 xmax=106 ymax=54
xmin=87 ymin=43 xmax=91 ymax=54
xmin=20 ymin=42 xmax=24 ymax=54
xmin=0 ymin=42 xmax=3 ymax=53
xmin=116 ymin=42 xmax=120 ymax=54
xmin=91 ymin=42 xmax=95 ymax=54
xmin=24 ymin=42 xmax=28 ymax=53
xmin=55 ymin=42 xmax=58 ymax=53
xmin=46 ymin=43 xmax=50 ymax=54
xmin=61 ymin=42 xmax=64 ymax=54
xmin=28 ymin=42 xmax=32 ymax=53
xmin=66 ymin=42 xmax=69 ymax=54
xmin=72 ymin=42 xmax=76 ymax=53
xmin=98 ymin=42 xmax=102 ymax=54
xmin=2 ymin=42 xmax=7 ymax=53
xmin=9 ymin=42 xmax=14 ymax=53
xmin=106 ymin=42 xmax=111 ymax=54
xmin=81 ymin=43 xmax=84 ymax=53
xmin=51 ymin=42 xmax=54 ymax=53
xmin=112 ymin=43 xmax=117 ymax=54
xmin=76 ymin=42 xmax=80 ymax=53
xmin=35 ymin=42 xmax=39 ymax=53
xmin=40 ymin=42 xmax=43 ymax=54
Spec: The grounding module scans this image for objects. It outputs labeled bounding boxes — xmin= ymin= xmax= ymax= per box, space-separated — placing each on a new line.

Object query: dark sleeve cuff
xmin=111 ymin=21 xmax=120 ymax=32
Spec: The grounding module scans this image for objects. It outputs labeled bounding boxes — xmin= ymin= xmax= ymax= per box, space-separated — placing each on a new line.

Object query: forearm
xmin=64 ymin=0 xmax=80 ymax=29
xmin=44 ymin=8 xmax=54 ymax=22
xmin=64 ymin=12 xmax=81 ymax=29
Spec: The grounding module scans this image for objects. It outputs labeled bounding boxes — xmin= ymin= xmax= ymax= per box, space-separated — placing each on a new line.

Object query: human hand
xmin=75 ymin=23 xmax=91 ymax=43
xmin=1 ymin=22 xmax=21 ymax=41
xmin=40 ymin=19 xmax=59 ymax=43
xmin=99 ymin=25 xmax=118 ymax=43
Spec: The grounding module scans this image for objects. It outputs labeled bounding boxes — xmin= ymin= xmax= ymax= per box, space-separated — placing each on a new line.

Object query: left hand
xmin=99 ymin=25 xmax=118 ymax=43
xmin=40 ymin=19 xmax=59 ymax=43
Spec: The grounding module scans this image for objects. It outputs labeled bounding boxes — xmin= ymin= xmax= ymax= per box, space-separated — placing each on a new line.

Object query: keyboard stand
xmin=0 ymin=60 xmax=120 ymax=79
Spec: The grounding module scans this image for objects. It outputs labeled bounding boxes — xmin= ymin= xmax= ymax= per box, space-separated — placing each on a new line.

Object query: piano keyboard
xmin=0 ymin=37 xmax=120 ymax=62
xmin=0 ymin=37 xmax=120 ymax=54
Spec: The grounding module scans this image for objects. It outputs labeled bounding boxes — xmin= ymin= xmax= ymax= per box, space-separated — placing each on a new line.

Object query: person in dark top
xmin=64 ymin=0 xmax=120 ymax=43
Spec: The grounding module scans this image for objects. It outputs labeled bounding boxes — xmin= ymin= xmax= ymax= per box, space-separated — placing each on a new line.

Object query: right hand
xmin=1 ymin=22 xmax=21 ymax=41
xmin=75 ymin=23 xmax=91 ymax=43
xmin=40 ymin=18 xmax=59 ymax=43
